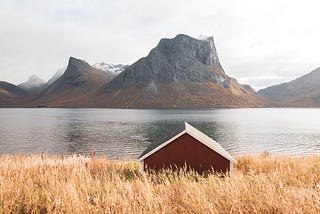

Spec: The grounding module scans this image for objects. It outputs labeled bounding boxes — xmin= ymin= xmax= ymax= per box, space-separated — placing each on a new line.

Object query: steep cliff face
xmin=101 ymin=34 xmax=267 ymax=108
xmin=258 ymin=67 xmax=320 ymax=107
xmin=106 ymin=34 xmax=227 ymax=89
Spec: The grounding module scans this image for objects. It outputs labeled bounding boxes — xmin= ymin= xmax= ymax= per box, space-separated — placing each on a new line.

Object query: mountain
xmin=33 ymin=57 xmax=115 ymax=107
xmin=0 ymin=34 xmax=269 ymax=108
xmin=18 ymin=75 xmax=45 ymax=91
xmin=45 ymin=62 xmax=126 ymax=88
xmin=0 ymin=81 xmax=26 ymax=106
xmin=258 ymin=67 xmax=320 ymax=107
xmin=46 ymin=67 xmax=66 ymax=86
xmin=100 ymin=34 xmax=267 ymax=108
xmin=93 ymin=62 xmax=128 ymax=75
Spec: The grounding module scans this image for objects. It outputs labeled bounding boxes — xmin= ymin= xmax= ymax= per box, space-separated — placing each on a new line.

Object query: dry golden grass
xmin=1 ymin=153 xmax=320 ymax=213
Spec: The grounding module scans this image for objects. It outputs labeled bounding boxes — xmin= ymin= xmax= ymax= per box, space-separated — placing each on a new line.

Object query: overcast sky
xmin=1 ymin=0 xmax=320 ymax=90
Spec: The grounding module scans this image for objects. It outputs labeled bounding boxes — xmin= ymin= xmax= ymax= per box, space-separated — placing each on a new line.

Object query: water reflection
xmin=64 ymin=122 xmax=90 ymax=154
xmin=0 ymin=108 xmax=320 ymax=158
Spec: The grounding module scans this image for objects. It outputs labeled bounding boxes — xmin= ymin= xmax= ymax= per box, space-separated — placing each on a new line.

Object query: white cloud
xmin=0 ymin=0 xmax=320 ymax=90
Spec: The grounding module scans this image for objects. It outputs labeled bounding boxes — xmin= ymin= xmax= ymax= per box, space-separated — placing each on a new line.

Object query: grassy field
xmin=1 ymin=154 xmax=320 ymax=213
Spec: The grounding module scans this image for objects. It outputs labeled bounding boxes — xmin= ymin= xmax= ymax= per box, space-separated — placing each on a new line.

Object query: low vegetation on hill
xmin=1 ymin=154 xmax=320 ymax=213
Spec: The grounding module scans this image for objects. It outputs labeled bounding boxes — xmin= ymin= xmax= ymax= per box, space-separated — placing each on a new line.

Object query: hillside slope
xmin=0 ymin=81 xmax=27 ymax=107
xmin=258 ymin=67 xmax=320 ymax=107
xmin=33 ymin=57 xmax=115 ymax=107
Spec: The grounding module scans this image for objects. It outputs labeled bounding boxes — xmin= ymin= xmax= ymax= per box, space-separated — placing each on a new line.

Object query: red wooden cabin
xmin=138 ymin=122 xmax=236 ymax=175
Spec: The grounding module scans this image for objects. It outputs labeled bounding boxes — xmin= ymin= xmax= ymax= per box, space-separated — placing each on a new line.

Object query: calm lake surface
xmin=0 ymin=108 xmax=320 ymax=158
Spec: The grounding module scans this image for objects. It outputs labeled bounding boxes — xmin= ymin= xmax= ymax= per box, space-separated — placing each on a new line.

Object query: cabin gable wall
xmin=143 ymin=133 xmax=230 ymax=173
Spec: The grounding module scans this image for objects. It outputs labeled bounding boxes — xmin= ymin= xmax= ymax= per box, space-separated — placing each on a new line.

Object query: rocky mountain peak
xmin=62 ymin=57 xmax=102 ymax=81
xmin=156 ymin=34 xmax=223 ymax=69
xmin=68 ymin=56 xmax=84 ymax=65
xmin=66 ymin=57 xmax=91 ymax=74
xmin=106 ymin=34 xmax=227 ymax=90
xmin=18 ymin=75 xmax=45 ymax=90
xmin=101 ymin=34 xmax=267 ymax=108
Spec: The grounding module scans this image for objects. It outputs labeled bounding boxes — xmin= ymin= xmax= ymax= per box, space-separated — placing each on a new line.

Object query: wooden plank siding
xmin=143 ymin=133 xmax=230 ymax=174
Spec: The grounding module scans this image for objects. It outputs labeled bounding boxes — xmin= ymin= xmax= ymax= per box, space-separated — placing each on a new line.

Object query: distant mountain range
xmin=0 ymin=57 xmax=130 ymax=107
xmin=258 ymin=67 xmax=320 ymax=107
xmin=0 ymin=81 xmax=27 ymax=105
xmin=3 ymin=33 xmax=319 ymax=108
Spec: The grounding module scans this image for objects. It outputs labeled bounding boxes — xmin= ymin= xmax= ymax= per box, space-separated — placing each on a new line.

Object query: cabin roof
xmin=138 ymin=122 xmax=237 ymax=163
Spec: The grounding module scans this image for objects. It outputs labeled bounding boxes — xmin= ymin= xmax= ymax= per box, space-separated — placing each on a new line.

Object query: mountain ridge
xmin=258 ymin=67 xmax=320 ymax=107
xmin=0 ymin=34 xmax=269 ymax=108
xmin=32 ymin=57 xmax=114 ymax=107
xmin=0 ymin=81 xmax=27 ymax=107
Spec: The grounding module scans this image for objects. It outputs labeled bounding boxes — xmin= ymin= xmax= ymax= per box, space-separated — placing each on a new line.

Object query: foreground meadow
xmin=1 ymin=154 xmax=320 ymax=213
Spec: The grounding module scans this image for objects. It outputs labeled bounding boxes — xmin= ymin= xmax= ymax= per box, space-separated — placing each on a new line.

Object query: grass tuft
xmin=1 ymin=154 xmax=320 ymax=213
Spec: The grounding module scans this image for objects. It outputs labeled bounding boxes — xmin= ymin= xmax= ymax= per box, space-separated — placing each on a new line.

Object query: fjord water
xmin=0 ymin=108 xmax=319 ymax=158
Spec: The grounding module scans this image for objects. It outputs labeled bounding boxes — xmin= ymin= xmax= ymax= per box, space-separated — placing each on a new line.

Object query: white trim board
xmin=138 ymin=131 xmax=186 ymax=161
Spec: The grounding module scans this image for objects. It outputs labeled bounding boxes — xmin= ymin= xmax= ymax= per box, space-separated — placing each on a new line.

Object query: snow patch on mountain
xmin=93 ymin=62 xmax=127 ymax=74
xmin=198 ymin=35 xmax=212 ymax=41
xmin=19 ymin=75 xmax=45 ymax=90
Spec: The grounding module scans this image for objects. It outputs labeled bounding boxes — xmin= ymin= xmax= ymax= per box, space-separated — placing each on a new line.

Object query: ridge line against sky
xmin=1 ymin=0 xmax=320 ymax=90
